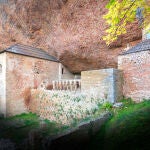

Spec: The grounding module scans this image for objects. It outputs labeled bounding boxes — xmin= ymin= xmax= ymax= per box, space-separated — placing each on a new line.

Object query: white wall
xmin=0 ymin=53 xmax=6 ymax=117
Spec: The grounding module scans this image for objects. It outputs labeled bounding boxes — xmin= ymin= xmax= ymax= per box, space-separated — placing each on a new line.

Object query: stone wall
xmin=81 ymin=69 xmax=123 ymax=103
xmin=0 ymin=53 xmax=6 ymax=117
xmin=118 ymin=51 xmax=150 ymax=102
xmin=49 ymin=112 xmax=110 ymax=150
xmin=30 ymin=90 xmax=105 ymax=125
xmin=5 ymin=52 xmax=60 ymax=116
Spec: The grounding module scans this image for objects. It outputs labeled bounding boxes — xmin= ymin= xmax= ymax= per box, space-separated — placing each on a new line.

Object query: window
xmin=0 ymin=64 xmax=2 ymax=73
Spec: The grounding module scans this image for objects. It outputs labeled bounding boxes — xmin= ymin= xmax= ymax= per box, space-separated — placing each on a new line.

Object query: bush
xmin=102 ymin=102 xmax=113 ymax=110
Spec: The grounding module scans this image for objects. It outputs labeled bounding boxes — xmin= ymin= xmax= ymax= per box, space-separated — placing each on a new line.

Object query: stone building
xmin=118 ymin=39 xmax=150 ymax=102
xmin=0 ymin=44 xmax=74 ymax=117
xmin=81 ymin=68 xmax=123 ymax=103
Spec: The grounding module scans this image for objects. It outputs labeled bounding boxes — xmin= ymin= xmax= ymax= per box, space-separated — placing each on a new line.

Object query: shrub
xmin=102 ymin=102 xmax=113 ymax=110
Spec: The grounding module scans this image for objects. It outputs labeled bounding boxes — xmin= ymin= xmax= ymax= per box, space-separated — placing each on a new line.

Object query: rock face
xmin=0 ymin=0 xmax=142 ymax=73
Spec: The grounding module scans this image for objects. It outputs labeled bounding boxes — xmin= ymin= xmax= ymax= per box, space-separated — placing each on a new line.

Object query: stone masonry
xmin=0 ymin=51 xmax=74 ymax=117
xmin=5 ymin=52 xmax=59 ymax=116
xmin=118 ymin=50 xmax=150 ymax=102
xmin=81 ymin=68 xmax=123 ymax=103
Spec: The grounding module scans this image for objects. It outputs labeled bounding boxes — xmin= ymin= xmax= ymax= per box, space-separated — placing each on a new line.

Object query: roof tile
xmin=121 ymin=39 xmax=150 ymax=55
xmin=0 ymin=44 xmax=59 ymax=62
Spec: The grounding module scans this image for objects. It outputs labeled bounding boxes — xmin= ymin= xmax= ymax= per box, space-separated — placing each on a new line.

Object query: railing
xmin=52 ymin=79 xmax=81 ymax=91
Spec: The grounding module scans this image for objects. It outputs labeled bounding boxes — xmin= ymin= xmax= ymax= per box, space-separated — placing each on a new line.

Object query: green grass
xmin=1 ymin=99 xmax=150 ymax=149
xmin=0 ymin=104 xmax=106 ymax=145
xmin=0 ymin=112 xmax=69 ymax=144
xmin=0 ymin=113 xmax=38 ymax=143
xmin=89 ymin=99 xmax=150 ymax=150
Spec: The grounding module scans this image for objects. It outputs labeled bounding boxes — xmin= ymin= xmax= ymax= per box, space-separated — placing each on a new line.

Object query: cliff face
xmin=0 ymin=0 xmax=142 ymax=73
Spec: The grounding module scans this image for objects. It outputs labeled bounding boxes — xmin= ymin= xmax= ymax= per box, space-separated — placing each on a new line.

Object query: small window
xmin=0 ymin=64 xmax=2 ymax=73
xmin=62 ymin=68 xmax=64 ymax=74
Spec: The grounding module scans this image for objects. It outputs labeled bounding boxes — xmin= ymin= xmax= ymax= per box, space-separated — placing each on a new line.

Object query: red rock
xmin=0 ymin=0 xmax=142 ymax=73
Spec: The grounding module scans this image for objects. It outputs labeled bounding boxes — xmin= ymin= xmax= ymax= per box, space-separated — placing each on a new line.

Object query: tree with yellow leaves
xmin=103 ymin=0 xmax=150 ymax=44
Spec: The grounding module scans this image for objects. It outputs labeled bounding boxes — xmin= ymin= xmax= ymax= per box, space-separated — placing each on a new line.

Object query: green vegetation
xmin=0 ymin=101 xmax=107 ymax=144
xmin=0 ymin=112 xmax=69 ymax=143
xmin=89 ymin=99 xmax=150 ymax=150
xmin=102 ymin=101 xmax=113 ymax=110
xmin=0 ymin=106 xmax=106 ymax=144
xmin=1 ymin=98 xmax=150 ymax=149
xmin=103 ymin=0 xmax=150 ymax=44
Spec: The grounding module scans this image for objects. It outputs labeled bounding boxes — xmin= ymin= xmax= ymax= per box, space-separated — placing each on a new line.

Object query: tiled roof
xmin=0 ymin=44 xmax=59 ymax=62
xmin=121 ymin=39 xmax=150 ymax=55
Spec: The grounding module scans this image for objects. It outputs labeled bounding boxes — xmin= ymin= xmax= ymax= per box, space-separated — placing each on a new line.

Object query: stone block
xmin=81 ymin=68 xmax=123 ymax=103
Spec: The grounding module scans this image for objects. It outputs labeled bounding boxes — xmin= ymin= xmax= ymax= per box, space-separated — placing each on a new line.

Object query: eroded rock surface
xmin=0 ymin=0 xmax=142 ymax=73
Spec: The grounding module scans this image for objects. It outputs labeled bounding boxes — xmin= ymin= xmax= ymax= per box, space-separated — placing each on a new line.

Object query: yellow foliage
xmin=103 ymin=0 xmax=150 ymax=45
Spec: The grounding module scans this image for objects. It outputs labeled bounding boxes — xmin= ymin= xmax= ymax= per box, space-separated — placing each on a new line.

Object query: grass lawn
xmin=0 ymin=103 xmax=107 ymax=148
xmin=88 ymin=99 xmax=150 ymax=150
xmin=1 ymin=99 xmax=150 ymax=150
xmin=0 ymin=112 xmax=69 ymax=144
